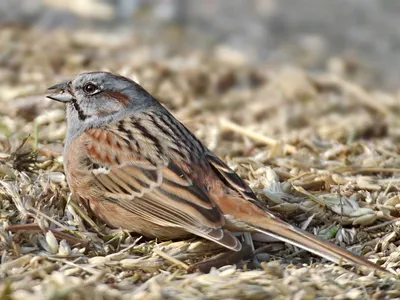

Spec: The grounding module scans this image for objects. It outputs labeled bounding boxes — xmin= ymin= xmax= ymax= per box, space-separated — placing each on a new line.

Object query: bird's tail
xmin=253 ymin=216 xmax=387 ymax=273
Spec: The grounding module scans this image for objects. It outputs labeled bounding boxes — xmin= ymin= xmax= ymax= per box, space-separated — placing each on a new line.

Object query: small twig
xmin=29 ymin=206 xmax=71 ymax=231
xmin=291 ymin=185 xmax=326 ymax=207
xmin=287 ymin=171 xmax=315 ymax=183
xmin=47 ymin=257 xmax=101 ymax=276
xmin=272 ymin=168 xmax=293 ymax=180
xmin=312 ymin=74 xmax=391 ymax=116
xmin=5 ymin=264 xmax=59 ymax=282
xmin=116 ymin=236 xmax=143 ymax=254
xmin=188 ymin=244 xmax=253 ymax=273
xmin=59 ymin=257 xmax=84 ymax=271
xmin=253 ymin=244 xmax=275 ymax=255
xmin=345 ymin=167 xmax=400 ymax=175
xmin=220 ymin=119 xmax=297 ymax=154
xmin=6 ymin=224 xmax=89 ymax=247
xmin=0 ymin=254 xmax=32 ymax=272
xmin=68 ymin=199 xmax=101 ymax=233
xmin=284 ymin=249 xmax=308 ymax=260
xmin=153 ymin=248 xmax=190 ymax=270
xmin=365 ymin=218 xmax=400 ymax=232
xmin=296 ymin=180 xmax=326 ymax=190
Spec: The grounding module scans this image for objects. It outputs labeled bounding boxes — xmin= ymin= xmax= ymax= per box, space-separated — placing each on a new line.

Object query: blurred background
xmin=2 ymin=0 xmax=400 ymax=90
xmin=0 ymin=0 xmax=399 ymax=178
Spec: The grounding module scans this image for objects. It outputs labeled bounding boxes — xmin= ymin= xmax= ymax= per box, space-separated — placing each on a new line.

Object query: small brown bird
xmin=47 ymin=71 xmax=386 ymax=272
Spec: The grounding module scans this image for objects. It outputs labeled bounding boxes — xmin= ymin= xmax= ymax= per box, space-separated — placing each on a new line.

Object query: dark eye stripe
xmin=70 ymin=99 xmax=88 ymax=121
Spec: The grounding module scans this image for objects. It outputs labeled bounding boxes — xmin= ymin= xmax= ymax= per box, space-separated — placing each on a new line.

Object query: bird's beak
xmin=46 ymin=81 xmax=74 ymax=103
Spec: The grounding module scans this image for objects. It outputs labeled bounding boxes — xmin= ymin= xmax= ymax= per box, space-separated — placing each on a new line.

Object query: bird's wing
xmin=206 ymin=154 xmax=260 ymax=202
xmin=82 ymin=127 xmax=241 ymax=251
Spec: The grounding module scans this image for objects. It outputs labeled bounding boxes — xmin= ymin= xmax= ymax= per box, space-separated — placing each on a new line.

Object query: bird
xmin=47 ymin=71 xmax=386 ymax=273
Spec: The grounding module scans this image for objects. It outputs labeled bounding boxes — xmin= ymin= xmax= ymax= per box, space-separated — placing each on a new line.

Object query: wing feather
xmin=83 ymin=128 xmax=241 ymax=251
xmin=206 ymin=154 xmax=259 ymax=202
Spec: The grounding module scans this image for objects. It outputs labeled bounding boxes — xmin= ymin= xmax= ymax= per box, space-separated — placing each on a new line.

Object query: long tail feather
xmin=254 ymin=217 xmax=388 ymax=273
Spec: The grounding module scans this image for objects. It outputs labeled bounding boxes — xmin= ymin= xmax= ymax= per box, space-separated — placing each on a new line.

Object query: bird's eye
xmin=83 ymin=83 xmax=99 ymax=95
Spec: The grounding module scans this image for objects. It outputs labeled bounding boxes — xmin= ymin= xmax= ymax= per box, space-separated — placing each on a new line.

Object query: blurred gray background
xmin=1 ymin=0 xmax=400 ymax=90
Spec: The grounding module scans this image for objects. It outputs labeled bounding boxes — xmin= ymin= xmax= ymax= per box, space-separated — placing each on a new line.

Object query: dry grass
xmin=0 ymin=27 xmax=400 ymax=299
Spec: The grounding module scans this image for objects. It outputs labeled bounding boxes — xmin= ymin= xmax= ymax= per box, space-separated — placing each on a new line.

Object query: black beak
xmin=46 ymin=81 xmax=74 ymax=103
